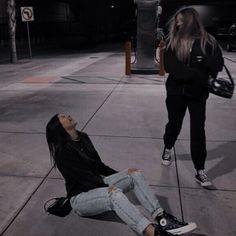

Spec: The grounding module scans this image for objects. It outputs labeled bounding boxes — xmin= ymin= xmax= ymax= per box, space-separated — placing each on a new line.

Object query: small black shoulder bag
xmin=205 ymin=64 xmax=234 ymax=99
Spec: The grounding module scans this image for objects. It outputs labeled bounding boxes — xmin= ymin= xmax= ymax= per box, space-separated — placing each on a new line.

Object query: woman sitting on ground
xmin=46 ymin=113 xmax=197 ymax=236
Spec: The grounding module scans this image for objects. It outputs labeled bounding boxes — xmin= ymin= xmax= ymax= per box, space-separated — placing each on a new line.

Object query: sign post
xmin=21 ymin=7 xmax=34 ymax=58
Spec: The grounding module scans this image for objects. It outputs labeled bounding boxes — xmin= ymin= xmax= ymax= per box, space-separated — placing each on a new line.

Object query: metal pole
xmin=159 ymin=39 xmax=165 ymax=76
xmin=26 ymin=21 xmax=32 ymax=58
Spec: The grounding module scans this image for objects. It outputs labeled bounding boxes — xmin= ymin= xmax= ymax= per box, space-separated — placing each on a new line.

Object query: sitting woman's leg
xmin=104 ymin=169 xmax=163 ymax=219
xmin=70 ymin=187 xmax=153 ymax=235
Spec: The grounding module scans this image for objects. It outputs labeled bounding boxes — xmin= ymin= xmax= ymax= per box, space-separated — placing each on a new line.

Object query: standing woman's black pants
xmin=163 ymin=95 xmax=207 ymax=171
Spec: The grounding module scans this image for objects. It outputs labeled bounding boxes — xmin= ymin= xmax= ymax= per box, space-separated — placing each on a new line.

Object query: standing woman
xmin=162 ymin=7 xmax=224 ymax=187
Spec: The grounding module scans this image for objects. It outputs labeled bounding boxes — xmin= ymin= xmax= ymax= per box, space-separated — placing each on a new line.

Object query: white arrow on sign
xmin=21 ymin=7 xmax=34 ymax=22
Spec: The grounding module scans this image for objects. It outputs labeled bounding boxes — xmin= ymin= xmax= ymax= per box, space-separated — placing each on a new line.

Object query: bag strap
xmin=209 ymin=42 xmax=234 ymax=86
xmin=223 ymin=64 xmax=234 ymax=86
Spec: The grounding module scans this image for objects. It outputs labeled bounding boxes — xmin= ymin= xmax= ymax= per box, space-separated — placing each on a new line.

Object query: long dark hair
xmin=166 ymin=7 xmax=217 ymax=62
xmin=46 ymin=114 xmax=71 ymax=167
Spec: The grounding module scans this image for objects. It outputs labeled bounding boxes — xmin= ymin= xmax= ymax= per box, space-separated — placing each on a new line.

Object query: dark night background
xmin=1 ymin=0 xmax=236 ymax=53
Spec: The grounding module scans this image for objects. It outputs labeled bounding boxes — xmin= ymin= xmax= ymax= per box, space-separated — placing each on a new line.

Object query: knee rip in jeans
xmin=107 ymin=186 xmax=117 ymax=193
xmin=129 ymin=170 xmax=142 ymax=178
xmin=108 ymin=187 xmax=123 ymax=199
xmin=130 ymin=170 xmax=145 ymax=184
xmin=107 ymin=188 xmax=125 ymax=210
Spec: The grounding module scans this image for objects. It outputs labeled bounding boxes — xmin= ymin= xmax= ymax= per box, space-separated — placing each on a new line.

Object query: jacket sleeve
xmin=83 ymin=134 xmax=118 ymax=176
xmin=57 ymin=146 xmax=108 ymax=189
xmin=202 ymin=43 xmax=224 ymax=77
xmin=164 ymin=47 xmax=199 ymax=82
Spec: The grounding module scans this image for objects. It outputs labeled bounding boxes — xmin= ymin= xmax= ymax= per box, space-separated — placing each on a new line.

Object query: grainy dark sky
xmin=1 ymin=0 xmax=235 ymax=44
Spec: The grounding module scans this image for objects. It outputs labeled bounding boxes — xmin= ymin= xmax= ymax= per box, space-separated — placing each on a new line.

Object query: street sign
xmin=21 ymin=7 xmax=34 ymax=22
xmin=20 ymin=7 xmax=34 ymax=58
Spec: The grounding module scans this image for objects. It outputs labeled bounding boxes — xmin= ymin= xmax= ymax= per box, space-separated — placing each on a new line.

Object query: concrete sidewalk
xmin=0 ymin=44 xmax=236 ymax=236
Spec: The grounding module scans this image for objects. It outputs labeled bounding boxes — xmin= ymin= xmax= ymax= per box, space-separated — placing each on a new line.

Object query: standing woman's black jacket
xmin=164 ymin=38 xmax=224 ymax=100
xmin=56 ymin=131 xmax=118 ymax=198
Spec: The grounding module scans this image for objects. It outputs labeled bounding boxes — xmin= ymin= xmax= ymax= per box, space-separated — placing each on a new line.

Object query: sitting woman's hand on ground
xmin=128 ymin=168 xmax=139 ymax=174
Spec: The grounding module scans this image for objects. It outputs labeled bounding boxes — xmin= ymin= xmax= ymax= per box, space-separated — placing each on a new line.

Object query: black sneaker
xmin=195 ymin=170 xmax=212 ymax=187
xmin=156 ymin=211 xmax=197 ymax=235
xmin=162 ymin=148 xmax=171 ymax=166
xmin=154 ymin=224 xmax=174 ymax=236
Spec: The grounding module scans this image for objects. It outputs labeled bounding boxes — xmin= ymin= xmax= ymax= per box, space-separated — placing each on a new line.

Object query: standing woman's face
xmin=176 ymin=13 xmax=184 ymax=29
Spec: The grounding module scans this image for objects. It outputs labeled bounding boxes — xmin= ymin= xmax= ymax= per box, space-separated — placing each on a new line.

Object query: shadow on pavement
xmin=177 ymin=141 xmax=236 ymax=182
xmin=86 ymin=211 xmax=124 ymax=223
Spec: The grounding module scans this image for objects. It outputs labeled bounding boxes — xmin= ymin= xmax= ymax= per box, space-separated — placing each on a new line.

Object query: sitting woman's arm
xmin=57 ymin=145 xmax=109 ymax=189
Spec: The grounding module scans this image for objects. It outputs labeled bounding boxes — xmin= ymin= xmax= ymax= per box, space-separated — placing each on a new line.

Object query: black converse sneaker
xmin=153 ymin=224 xmax=174 ymax=236
xmin=156 ymin=211 xmax=197 ymax=235
xmin=195 ymin=170 xmax=212 ymax=187
xmin=162 ymin=148 xmax=171 ymax=166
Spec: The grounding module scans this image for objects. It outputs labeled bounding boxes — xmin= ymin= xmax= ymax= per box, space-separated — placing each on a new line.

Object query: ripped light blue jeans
xmin=70 ymin=169 xmax=164 ymax=235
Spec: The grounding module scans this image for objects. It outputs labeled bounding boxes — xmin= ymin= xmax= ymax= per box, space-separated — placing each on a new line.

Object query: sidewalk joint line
xmin=173 ymin=146 xmax=185 ymax=222
xmin=81 ymin=81 xmax=122 ymax=131
xmin=0 ymin=166 xmax=54 ymax=235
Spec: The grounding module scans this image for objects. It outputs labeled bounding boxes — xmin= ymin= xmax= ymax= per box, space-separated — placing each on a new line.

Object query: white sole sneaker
xmin=167 ymin=222 xmax=197 ymax=235
xmin=195 ymin=178 xmax=212 ymax=187
xmin=162 ymin=160 xmax=171 ymax=166
xmin=195 ymin=171 xmax=213 ymax=187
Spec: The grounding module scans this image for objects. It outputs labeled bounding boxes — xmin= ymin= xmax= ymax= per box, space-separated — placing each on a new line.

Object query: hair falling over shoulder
xmin=166 ymin=7 xmax=217 ymax=62
xmin=46 ymin=114 xmax=70 ymax=167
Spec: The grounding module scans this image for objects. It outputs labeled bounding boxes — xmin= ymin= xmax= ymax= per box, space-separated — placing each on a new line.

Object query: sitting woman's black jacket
xmin=56 ymin=131 xmax=118 ymax=198
xmin=164 ymin=38 xmax=224 ymax=100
